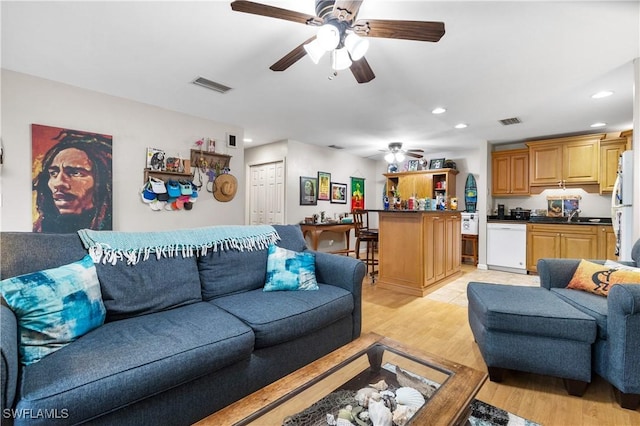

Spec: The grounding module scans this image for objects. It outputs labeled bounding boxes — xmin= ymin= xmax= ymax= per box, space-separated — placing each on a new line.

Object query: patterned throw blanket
xmin=77 ymin=225 xmax=279 ymax=265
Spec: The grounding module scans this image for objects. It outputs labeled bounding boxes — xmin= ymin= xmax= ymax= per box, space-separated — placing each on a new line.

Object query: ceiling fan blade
xmin=231 ymin=1 xmax=318 ymax=25
xmin=407 ymin=149 xmax=424 ymax=153
xmin=350 ymin=57 xmax=375 ymax=84
xmin=333 ymin=1 xmax=363 ymax=20
xmin=270 ymin=37 xmax=316 ymax=71
xmin=357 ymin=19 xmax=445 ymax=42
xmin=406 ymin=152 xmax=424 ymax=159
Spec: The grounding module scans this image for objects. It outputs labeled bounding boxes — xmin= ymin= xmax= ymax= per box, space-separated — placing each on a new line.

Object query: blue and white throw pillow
xmin=264 ymin=244 xmax=318 ymax=291
xmin=0 ymin=255 xmax=106 ymax=365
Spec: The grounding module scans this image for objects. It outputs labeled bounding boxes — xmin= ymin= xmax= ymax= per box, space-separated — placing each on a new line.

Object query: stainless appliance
xmin=612 ymin=150 xmax=633 ymax=261
xmin=510 ymin=208 xmax=531 ymax=220
xmin=487 ymin=222 xmax=527 ymax=274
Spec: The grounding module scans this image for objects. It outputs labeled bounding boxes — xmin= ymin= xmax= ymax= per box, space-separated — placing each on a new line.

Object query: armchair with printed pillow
xmin=537 ymin=239 xmax=640 ymax=410
xmin=0 ymin=224 xmax=365 ymax=425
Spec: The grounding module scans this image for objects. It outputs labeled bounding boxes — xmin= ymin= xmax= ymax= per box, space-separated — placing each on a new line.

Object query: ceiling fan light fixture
xmin=344 ymin=33 xmax=369 ymax=61
xmin=303 ymin=39 xmax=326 ymax=64
xmin=384 ymin=152 xmax=395 ymax=163
xmin=394 ymin=152 xmax=405 ymax=162
xmin=332 ymin=48 xmax=352 ymax=71
xmin=317 ymin=23 xmax=341 ymax=51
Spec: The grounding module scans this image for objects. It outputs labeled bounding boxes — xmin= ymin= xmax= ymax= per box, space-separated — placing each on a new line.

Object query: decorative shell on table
xmin=367 ymin=400 xmax=393 ymax=426
xmin=355 ymin=387 xmax=380 ymax=408
xmin=394 ymin=387 xmax=425 ymax=409
xmin=369 ymin=379 xmax=389 ymax=391
xmin=392 ymin=404 xmax=419 ymax=426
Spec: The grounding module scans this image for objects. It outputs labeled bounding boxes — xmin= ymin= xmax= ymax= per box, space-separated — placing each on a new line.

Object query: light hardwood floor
xmin=360 ymin=265 xmax=640 ymax=426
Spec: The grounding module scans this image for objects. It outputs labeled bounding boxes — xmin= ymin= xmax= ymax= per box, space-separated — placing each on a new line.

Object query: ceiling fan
xmin=381 ymin=142 xmax=424 ymax=163
xmin=230 ymin=0 xmax=445 ymax=83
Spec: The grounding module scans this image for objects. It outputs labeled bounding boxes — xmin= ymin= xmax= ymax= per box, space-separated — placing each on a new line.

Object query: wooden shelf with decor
xmin=190 ymin=149 xmax=231 ymax=171
xmin=143 ymin=150 xmax=232 ymax=184
xmin=384 ymin=169 xmax=458 ymax=201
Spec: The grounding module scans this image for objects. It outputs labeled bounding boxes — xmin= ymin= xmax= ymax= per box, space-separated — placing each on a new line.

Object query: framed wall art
xmin=408 ymin=159 xmax=419 ymax=171
xmin=31 ymin=124 xmax=113 ymax=233
xmin=330 ymin=182 xmax=347 ymax=204
xmin=317 ymin=171 xmax=331 ymax=201
xmin=299 ymin=176 xmax=318 ymax=205
xmin=350 ymin=177 xmax=364 ymax=211
xmin=429 ymin=158 xmax=445 ymax=169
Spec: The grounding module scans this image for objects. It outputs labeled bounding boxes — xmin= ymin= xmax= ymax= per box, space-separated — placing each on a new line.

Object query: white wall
xmin=1 ymin=70 xmax=245 ymax=231
xmin=246 ymin=139 xmax=379 ymax=252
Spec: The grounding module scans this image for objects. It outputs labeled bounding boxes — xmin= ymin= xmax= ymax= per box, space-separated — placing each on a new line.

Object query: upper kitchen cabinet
xmin=527 ymin=134 xmax=604 ymax=192
xmin=600 ymin=137 xmax=628 ymax=194
xmin=491 ymin=149 xmax=529 ymax=196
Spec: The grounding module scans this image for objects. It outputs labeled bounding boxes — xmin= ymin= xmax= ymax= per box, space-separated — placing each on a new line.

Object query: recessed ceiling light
xmin=454 ymin=123 xmax=468 ymax=129
xmin=590 ymin=122 xmax=607 ymax=128
xmin=431 ymin=107 xmax=446 ymax=114
xmin=591 ymin=91 xmax=613 ymax=99
xmin=243 ymin=138 xmax=253 ymax=143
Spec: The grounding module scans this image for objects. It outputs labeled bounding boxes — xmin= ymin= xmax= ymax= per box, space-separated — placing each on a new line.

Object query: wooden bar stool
xmin=461 ymin=234 xmax=478 ymax=266
xmin=352 ymin=210 xmax=379 ymax=281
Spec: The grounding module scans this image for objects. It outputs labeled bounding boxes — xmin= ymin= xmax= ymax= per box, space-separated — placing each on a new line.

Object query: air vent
xmin=328 ymin=145 xmax=344 ymax=149
xmin=499 ymin=117 xmax=522 ymax=126
xmin=192 ymin=77 xmax=232 ymax=94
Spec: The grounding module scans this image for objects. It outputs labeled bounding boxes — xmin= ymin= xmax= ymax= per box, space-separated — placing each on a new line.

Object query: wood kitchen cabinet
xmin=600 ymin=138 xmax=628 ymax=194
xmin=597 ymin=225 xmax=616 ymax=260
xmin=445 ymin=213 xmax=462 ymax=275
xmin=377 ymin=211 xmax=461 ymax=296
xmin=527 ymin=134 xmax=603 ymax=190
xmin=526 ymin=224 xmax=598 ymax=273
xmin=491 ymin=149 xmax=529 ymax=196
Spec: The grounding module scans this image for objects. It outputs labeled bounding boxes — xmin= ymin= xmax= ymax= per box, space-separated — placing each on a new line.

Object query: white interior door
xmin=249 ymin=161 xmax=284 ymax=225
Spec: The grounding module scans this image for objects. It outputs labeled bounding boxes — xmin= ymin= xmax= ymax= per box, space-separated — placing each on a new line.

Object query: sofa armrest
xmin=606 ymin=284 xmax=640 ymax=393
xmin=537 ymin=258 xmax=586 ymax=289
xmin=313 ymin=252 xmax=366 ymax=340
xmin=1 ymin=304 xmax=18 ymax=412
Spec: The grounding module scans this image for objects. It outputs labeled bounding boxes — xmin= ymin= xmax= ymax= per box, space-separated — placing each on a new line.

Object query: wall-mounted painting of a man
xmin=32 ymin=124 xmax=113 ymax=233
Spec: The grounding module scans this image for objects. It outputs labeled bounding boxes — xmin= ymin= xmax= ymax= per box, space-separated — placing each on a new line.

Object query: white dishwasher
xmin=487 ymin=222 xmax=527 ymax=274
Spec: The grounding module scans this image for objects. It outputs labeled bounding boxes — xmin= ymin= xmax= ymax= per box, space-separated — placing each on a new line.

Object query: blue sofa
xmin=0 ymin=225 xmax=366 ymax=425
xmin=537 ymin=242 xmax=640 ymax=410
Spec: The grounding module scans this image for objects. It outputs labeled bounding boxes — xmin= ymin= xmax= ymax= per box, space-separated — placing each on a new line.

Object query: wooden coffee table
xmin=196 ymin=333 xmax=487 ymax=426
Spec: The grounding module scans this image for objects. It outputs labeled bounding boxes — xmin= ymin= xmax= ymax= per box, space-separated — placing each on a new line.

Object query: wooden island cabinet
xmin=376 ymin=210 xmax=461 ymax=297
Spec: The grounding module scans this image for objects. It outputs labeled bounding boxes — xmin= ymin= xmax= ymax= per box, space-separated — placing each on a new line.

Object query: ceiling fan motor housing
xmin=315 ymin=0 xmax=336 ymax=19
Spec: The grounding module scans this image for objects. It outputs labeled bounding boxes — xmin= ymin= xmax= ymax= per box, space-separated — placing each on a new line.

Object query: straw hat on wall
xmin=213 ymin=174 xmax=237 ymax=202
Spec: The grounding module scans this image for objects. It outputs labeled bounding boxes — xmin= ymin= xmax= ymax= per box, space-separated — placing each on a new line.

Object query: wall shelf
xmin=143 ymin=149 xmax=232 ymax=184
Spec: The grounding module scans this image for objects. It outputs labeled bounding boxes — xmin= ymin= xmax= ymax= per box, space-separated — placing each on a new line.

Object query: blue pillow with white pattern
xmin=0 ymin=255 xmax=106 ymax=365
xmin=264 ymin=244 xmax=318 ymax=291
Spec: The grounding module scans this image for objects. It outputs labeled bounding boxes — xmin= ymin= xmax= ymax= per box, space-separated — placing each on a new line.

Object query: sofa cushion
xmin=16 ymin=302 xmax=254 ymax=424
xmin=210 ymin=284 xmax=353 ymax=349
xmin=198 ymin=224 xmax=309 ymax=300
xmin=0 ymin=255 xmax=106 ymax=365
xmin=264 ymin=244 xmax=318 ymax=291
xmin=551 ymin=288 xmax=609 ymax=340
xmin=95 ymin=255 xmax=202 ymax=321
xmin=567 ymin=259 xmax=640 ymax=297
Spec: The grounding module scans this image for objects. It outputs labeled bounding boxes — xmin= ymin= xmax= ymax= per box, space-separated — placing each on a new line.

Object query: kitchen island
xmin=374 ymin=210 xmax=461 ymax=297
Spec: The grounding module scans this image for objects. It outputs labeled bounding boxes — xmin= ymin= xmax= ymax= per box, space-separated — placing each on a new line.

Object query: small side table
xmin=461 ymin=234 xmax=478 ymax=266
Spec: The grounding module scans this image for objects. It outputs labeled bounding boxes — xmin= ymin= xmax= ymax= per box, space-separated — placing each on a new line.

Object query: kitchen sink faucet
xmin=567 ymin=209 xmax=582 ymax=222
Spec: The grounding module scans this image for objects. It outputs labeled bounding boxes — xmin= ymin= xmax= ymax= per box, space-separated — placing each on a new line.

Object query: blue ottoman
xmin=467 ymin=282 xmax=597 ymax=396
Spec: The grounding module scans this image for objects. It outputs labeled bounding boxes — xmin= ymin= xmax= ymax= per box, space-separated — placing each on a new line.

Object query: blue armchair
xmin=537 ymin=240 xmax=640 ymax=410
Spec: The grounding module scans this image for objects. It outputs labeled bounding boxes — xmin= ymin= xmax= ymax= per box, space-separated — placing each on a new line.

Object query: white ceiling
xmin=2 ymin=1 xmax=639 ymax=160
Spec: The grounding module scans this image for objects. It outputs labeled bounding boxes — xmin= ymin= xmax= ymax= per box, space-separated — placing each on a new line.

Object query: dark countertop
xmin=371 ymin=209 xmax=461 ymax=214
xmin=487 ymin=216 xmax=612 ymax=225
